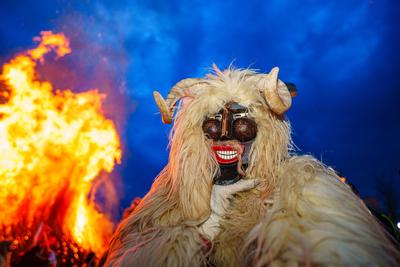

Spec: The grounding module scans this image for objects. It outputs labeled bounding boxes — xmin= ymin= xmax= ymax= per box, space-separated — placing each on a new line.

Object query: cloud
xmin=1 ymin=0 xmax=399 ymax=203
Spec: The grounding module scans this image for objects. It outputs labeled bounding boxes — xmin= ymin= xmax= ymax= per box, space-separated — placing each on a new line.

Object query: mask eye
xmin=202 ymin=119 xmax=221 ymax=140
xmin=232 ymin=118 xmax=257 ymax=142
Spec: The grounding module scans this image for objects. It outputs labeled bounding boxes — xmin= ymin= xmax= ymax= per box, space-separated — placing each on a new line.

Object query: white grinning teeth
xmin=216 ymin=150 xmax=237 ymax=160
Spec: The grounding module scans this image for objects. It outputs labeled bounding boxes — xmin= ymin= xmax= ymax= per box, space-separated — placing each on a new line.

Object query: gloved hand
xmin=199 ymin=179 xmax=259 ymax=240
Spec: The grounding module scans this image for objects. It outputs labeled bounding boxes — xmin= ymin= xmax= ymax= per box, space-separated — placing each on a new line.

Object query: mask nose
xmin=220 ymin=107 xmax=232 ymax=140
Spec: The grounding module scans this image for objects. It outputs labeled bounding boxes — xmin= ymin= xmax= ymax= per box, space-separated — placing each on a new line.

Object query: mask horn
xmin=257 ymin=67 xmax=293 ymax=115
xmin=153 ymin=78 xmax=204 ymax=124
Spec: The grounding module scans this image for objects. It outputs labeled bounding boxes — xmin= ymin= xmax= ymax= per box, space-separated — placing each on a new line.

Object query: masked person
xmin=105 ymin=65 xmax=400 ymax=267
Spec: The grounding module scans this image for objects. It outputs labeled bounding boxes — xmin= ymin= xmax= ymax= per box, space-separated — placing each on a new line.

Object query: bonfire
xmin=0 ymin=31 xmax=121 ymax=266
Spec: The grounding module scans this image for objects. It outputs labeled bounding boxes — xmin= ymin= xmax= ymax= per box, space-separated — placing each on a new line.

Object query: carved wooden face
xmin=202 ymin=102 xmax=257 ymax=165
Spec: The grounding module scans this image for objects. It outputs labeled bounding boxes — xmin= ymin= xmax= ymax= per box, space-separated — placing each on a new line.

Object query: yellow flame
xmin=0 ymin=31 xmax=121 ymax=255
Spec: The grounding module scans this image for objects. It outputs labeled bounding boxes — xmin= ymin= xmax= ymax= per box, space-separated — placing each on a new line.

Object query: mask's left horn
xmin=153 ymin=78 xmax=204 ymax=124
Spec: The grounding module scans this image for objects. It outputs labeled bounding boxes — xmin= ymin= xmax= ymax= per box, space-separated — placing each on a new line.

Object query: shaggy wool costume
xmin=105 ymin=66 xmax=400 ymax=267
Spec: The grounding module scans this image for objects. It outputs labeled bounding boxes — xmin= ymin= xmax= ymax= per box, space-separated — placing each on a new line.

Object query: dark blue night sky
xmin=1 ymin=0 xmax=399 ymax=215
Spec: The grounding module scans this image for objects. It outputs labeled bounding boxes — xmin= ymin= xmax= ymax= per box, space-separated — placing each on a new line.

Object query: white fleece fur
xmin=244 ymin=156 xmax=400 ymax=267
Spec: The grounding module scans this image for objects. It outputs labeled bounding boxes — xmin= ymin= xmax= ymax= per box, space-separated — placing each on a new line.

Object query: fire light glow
xmin=0 ymin=31 xmax=122 ymax=255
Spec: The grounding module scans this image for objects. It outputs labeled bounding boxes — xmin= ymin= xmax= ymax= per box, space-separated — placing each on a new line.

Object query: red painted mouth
xmin=211 ymin=145 xmax=244 ymax=164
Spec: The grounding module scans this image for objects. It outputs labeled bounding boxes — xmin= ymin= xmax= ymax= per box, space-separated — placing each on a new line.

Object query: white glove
xmin=199 ymin=179 xmax=259 ymax=240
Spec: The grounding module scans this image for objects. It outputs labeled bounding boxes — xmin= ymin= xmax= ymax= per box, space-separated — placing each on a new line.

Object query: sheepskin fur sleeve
xmin=243 ymin=155 xmax=400 ymax=267
xmin=104 ymin=224 xmax=207 ymax=267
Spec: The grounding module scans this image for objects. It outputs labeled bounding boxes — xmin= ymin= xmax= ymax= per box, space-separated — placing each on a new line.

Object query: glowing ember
xmin=0 ymin=31 xmax=121 ymax=255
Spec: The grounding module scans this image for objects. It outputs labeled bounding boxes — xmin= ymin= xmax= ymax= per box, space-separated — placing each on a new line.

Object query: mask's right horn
xmin=255 ymin=67 xmax=296 ymax=115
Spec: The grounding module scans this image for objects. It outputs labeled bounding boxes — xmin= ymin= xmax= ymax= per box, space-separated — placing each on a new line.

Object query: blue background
xmin=0 ymin=0 xmax=399 ymax=216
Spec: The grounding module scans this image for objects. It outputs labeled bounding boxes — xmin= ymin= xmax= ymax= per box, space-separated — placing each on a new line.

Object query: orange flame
xmin=0 ymin=31 xmax=122 ymax=255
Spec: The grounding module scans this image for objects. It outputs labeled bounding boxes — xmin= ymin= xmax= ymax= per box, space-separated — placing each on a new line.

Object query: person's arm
xmin=198 ymin=179 xmax=259 ymax=240
xmin=105 ymin=179 xmax=258 ymax=267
